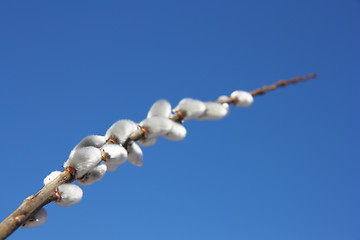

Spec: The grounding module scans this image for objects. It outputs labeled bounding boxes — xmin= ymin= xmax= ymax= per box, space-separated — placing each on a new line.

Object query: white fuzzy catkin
xmin=222 ymin=102 xmax=230 ymax=112
xmin=43 ymin=171 xmax=62 ymax=185
xmin=173 ymin=98 xmax=206 ymax=120
xmin=217 ymin=95 xmax=231 ymax=103
xmin=127 ymin=142 xmax=143 ymax=167
xmin=106 ymin=163 xmax=120 ymax=172
xmin=77 ymin=162 xmax=107 ymax=186
xmin=230 ymin=90 xmax=254 ymax=107
xmin=55 ymin=183 xmax=83 ymax=207
xmin=138 ymin=137 xmax=157 ymax=147
xmin=69 ymin=135 xmax=106 ymax=159
xmin=163 ymin=122 xmax=187 ymax=141
xmin=196 ymin=102 xmax=229 ymax=120
xmin=147 ymin=99 xmax=172 ymax=118
xmin=105 ymin=120 xmax=138 ymax=144
xmin=140 ymin=116 xmax=174 ymax=138
xmin=101 ymin=144 xmax=127 ymax=172
xmin=64 ymin=146 xmax=102 ymax=179
xmin=22 ymin=208 xmax=48 ymax=228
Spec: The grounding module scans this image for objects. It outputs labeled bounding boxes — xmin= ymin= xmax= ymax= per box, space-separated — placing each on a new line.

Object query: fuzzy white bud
xmin=55 ymin=184 xmax=83 ymax=207
xmin=140 ymin=116 xmax=174 ymax=138
xmin=222 ymin=102 xmax=230 ymax=112
xmin=163 ymin=122 xmax=187 ymax=141
xmin=77 ymin=162 xmax=107 ymax=186
xmin=101 ymin=144 xmax=127 ymax=172
xmin=64 ymin=146 xmax=102 ymax=179
xmin=43 ymin=171 xmax=62 ymax=185
xmin=196 ymin=102 xmax=229 ymax=120
xmin=72 ymin=135 xmax=106 ymax=149
xmin=173 ymin=98 xmax=206 ymax=120
xmin=217 ymin=95 xmax=231 ymax=103
xmin=230 ymin=90 xmax=253 ymax=107
xmin=105 ymin=120 xmax=138 ymax=144
xmin=147 ymin=99 xmax=172 ymax=118
xmin=22 ymin=208 xmax=48 ymax=228
xmin=106 ymin=163 xmax=120 ymax=172
xmin=138 ymin=137 xmax=157 ymax=147
xmin=127 ymin=142 xmax=143 ymax=167
xmin=69 ymin=135 xmax=106 ymax=159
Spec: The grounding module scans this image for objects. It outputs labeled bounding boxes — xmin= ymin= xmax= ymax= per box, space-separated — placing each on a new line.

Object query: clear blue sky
xmin=0 ymin=1 xmax=359 ymax=240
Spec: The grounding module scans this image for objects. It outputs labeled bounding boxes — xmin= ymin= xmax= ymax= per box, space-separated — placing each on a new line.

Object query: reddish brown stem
xmin=250 ymin=73 xmax=317 ymax=96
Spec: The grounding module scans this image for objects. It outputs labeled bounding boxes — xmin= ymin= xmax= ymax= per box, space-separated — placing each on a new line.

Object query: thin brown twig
xmin=0 ymin=73 xmax=316 ymax=240
xmin=250 ymin=73 xmax=317 ymax=97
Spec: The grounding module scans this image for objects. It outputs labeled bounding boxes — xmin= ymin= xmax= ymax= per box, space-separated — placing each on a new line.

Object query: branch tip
xmin=250 ymin=73 xmax=317 ymax=97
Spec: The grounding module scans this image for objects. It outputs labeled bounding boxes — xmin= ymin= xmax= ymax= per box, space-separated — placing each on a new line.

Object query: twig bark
xmin=0 ymin=73 xmax=316 ymax=240
xmin=0 ymin=170 xmax=75 ymax=239
xmin=250 ymin=73 xmax=317 ymax=96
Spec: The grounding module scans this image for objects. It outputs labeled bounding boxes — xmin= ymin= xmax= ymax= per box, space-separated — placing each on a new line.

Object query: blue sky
xmin=0 ymin=1 xmax=359 ymax=239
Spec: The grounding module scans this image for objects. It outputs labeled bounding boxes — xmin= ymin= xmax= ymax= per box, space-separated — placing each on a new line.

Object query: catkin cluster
xmin=23 ymin=90 xmax=253 ymax=228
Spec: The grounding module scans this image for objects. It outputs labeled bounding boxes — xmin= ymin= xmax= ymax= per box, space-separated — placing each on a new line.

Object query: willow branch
xmin=0 ymin=73 xmax=316 ymax=240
